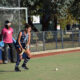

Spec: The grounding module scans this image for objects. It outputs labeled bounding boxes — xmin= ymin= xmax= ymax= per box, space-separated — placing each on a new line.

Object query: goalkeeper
xmin=15 ymin=23 xmax=31 ymax=72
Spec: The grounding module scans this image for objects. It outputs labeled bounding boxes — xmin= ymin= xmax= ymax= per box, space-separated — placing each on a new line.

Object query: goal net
xmin=0 ymin=7 xmax=28 ymax=39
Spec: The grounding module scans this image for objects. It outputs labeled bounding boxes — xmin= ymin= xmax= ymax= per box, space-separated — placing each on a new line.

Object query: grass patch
xmin=0 ymin=52 xmax=80 ymax=80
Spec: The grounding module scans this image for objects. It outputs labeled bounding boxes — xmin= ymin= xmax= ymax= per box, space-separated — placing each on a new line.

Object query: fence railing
xmin=30 ymin=30 xmax=80 ymax=52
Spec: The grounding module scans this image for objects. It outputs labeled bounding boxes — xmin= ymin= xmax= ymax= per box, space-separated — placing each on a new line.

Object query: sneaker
xmin=22 ymin=64 xmax=29 ymax=70
xmin=15 ymin=67 xmax=21 ymax=72
xmin=3 ymin=60 xmax=8 ymax=64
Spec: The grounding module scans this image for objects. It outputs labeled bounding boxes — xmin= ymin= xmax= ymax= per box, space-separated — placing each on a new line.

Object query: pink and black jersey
xmin=1 ymin=27 xmax=13 ymax=43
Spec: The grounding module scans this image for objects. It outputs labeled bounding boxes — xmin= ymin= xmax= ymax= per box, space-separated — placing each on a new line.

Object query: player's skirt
xmin=15 ymin=42 xmax=29 ymax=49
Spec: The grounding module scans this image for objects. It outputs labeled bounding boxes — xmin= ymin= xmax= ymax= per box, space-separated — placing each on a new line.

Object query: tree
xmin=0 ymin=0 xmax=18 ymax=7
xmin=70 ymin=0 xmax=80 ymax=20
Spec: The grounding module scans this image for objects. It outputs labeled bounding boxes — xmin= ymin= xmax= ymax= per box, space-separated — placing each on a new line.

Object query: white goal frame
xmin=0 ymin=7 xmax=28 ymax=23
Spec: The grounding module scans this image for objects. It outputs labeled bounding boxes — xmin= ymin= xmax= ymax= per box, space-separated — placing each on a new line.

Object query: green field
xmin=0 ymin=52 xmax=80 ymax=80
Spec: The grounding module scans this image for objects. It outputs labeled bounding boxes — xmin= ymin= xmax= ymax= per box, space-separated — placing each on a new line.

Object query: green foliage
xmin=59 ymin=19 xmax=67 ymax=30
xmin=69 ymin=0 xmax=80 ymax=19
xmin=59 ymin=12 xmax=77 ymax=30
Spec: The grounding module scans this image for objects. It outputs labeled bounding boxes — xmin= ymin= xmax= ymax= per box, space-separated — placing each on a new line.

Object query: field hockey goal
xmin=0 ymin=7 xmax=28 ymax=39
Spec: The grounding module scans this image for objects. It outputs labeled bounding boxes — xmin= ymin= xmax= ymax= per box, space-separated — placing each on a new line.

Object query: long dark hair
xmin=0 ymin=34 xmax=2 ymax=41
xmin=25 ymin=23 xmax=31 ymax=29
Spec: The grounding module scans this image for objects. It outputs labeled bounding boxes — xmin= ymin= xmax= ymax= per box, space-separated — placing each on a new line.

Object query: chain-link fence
xmin=30 ymin=30 xmax=80 ymax=52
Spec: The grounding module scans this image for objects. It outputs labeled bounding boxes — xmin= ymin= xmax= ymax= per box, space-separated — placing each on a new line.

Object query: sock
xmin=15 ymin=59 xmax=21 ymax=67
xmin=15 ymin=54 xmax=21 ymax=67
xmin=23 ymin=56 xmax=30 ymax=65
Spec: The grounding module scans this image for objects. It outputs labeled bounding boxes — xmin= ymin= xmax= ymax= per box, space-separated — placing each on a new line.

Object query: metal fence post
xmin=78 ymin=30 xmax=80 ymax=46
xmin=55 ymin=31 xmax=57 ymax=49
xmin=36 ymin=38 xmax=38 ymax=51
xmin=61 ymin=30 xmax=64 ymax=49
xmin=72 ymin=31 xmax=74 ymax=47
xmin=43 ymin=31 xmax=45 ymax=51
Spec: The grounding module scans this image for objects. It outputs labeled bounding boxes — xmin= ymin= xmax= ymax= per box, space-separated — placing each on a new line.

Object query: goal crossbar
xmin=0 ymin=7 xmax=27 ymax=10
